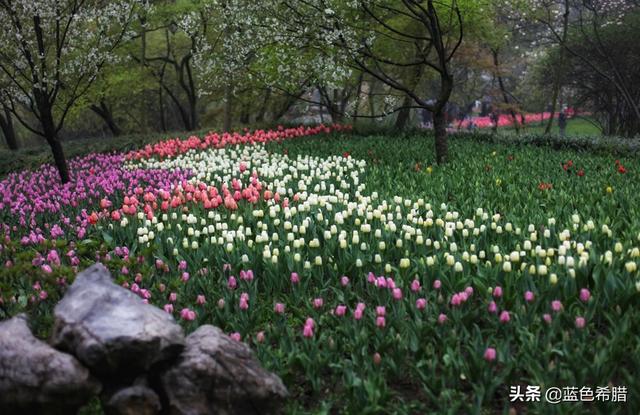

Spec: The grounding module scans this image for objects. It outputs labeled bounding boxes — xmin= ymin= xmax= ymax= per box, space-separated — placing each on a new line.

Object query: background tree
xmin=509 ymin=0 xmax=639 ymax=136
xmin=264 ymin=0 xmax=470 ymax=163
xmin=0 ymin=0 xmax=141 ymax=182
xmin=544 ymin=9 xmax=640 ymax=135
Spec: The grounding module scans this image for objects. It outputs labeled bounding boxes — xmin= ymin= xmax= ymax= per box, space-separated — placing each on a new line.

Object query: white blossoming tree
xmin=0 ymin=0 xmax=141 ymax=182
xmin=258 ymin=0 xmax=468 ymax=164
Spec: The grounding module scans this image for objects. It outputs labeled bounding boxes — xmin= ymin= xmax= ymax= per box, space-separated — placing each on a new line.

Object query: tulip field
xmin=1 ymin=126 xmax=640 ymax=414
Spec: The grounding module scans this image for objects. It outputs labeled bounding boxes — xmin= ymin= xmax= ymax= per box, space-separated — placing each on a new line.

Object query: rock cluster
xmin=0 ymin=263 xmax=288 ymax=415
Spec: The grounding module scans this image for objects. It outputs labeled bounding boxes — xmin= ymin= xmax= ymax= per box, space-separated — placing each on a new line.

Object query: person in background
xmin=467 ymin=120 xmax=476 ymax=132
xmin=490 ymin=112 xmax=499 ymax=133
xmin=558 ymin=111 xmax=567 ymax=137
xmin=421 ymin=107 xmax=433 ymax=129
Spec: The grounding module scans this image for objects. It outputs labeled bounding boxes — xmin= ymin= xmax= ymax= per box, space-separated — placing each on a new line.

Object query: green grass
xmin=503 ymin=116 xmax=602 ymax=136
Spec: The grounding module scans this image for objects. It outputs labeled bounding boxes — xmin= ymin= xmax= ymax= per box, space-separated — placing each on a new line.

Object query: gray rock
xmin=162 ymin=325 xmax=288 ymax=415
xmin=103 ymin=384 xmax=161 ymax=415
xmin=0 ymin=314 xmax=100 ymax=415
xmin=51 ymin=263 xmax=185 ymax=378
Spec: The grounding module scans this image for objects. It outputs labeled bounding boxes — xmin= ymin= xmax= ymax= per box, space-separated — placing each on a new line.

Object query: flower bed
xmin=1 ymin=126 xmax=639 ymax=413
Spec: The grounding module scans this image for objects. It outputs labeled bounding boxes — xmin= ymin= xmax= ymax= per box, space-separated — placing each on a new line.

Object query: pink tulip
xmin=180 ymin=308 xmax=196 ymax=321
xmin=438 ymin=313 xmax=448 ymax=324
xmin=416 ymin=298 xmax=427 ymax=310
xmin=196 ymin=295 xmax=206 ymax=305
xmin=493 ymin=286 xmax=503 ymax=298
xmin=230 ymin=332 xmax=241 ymax=341
xmin=313 ymin=298 xmax=324 ymax=309
xmin=376 ymin=316 xmax=386 ymax=328
xmin=256 ymin=331 xmax=265 ymax=343
xmin=543 ymin=313 xmax=552 ymax=324
xmin=499 ymin=310 xmax=510 ymax=323
xmin=551 ymin=300 xmax=562 ymax=312
xmin=239 ymin=292 xmax=249 ymax=310
xmin=274 ymin=303 xmax=285 ymax=314
xmin=450 ymin=293 xmax=461 ymax=306
xmin=433 ymin=279 xmax=442 ymax=289
xmin=488 ymin=301 xmax=498 ymax=314
xmin=579 ymin=288 xmax=591 ymax=303
xmin=354 ymin=308 xmax=363 ymax=320
xmin=340 ymin=276 xmax=350 ymax=286
xmin=303 ymin=324 xmax=314 ymax=338
xmin=227 ymin=276 xmax=237 ymax=289
xmin=376 ymin=306 xmax=386 ymax=316
xmin=575 ymin=316 xmax=586 ymax=329
xmin=524 ymin=291 xmax=535 ymax=303
xmin=392 ymin=288 xmax=402 ymax=300
xmin=163 ymin=304 xmax=174 ymax=314
xmin=169 ymin=292 xmax=177 ymax=302
xmin=386 ymin=277 xmax=396 ymax=289
xmin=411 ymin=279 xmax=421 ymax=292
xmin=181 ymin=272 xmax=190 ymax=282
xmin=373 ymin=352 xmax=382 ymax=365
xmin=484 ymin=347 xmax=497 ymax=362
xmin=291 ymin=272 xmax=300 ymax=284
xmin=335 ymin=305 xmax=347 ymax=316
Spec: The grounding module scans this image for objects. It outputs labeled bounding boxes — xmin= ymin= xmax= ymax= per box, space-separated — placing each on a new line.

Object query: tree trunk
xmin=36 ymin=92 xmax=70 ymax=183
xmin=394 ymin=95 xmax=413 ymax=130
xmin=48 ymin=137 xmax=70 ymax=184
xmin=352 ymin=73 xmax=364 ymax=127
xmin=0 ymin=106 xmax=18 ymax=150
xmin=159 ymin=86 xmax=167 ymax=132
xmin=223 ymin=84 xmax=233 ymax=132
xmin=433 ymin=109 xmax=448 ymax=164
xmin=240 ymin=101 xmax=250 ymax=124
xmin=161 ymin=82 xmax=192 ymax=131
xmin=492 ymin=49 xmax=520 ymax=134
xmin=395 ymin=64 xmax=424 ymax=130
xmin=90 ymin=100 xmax=121 ymax=136
xmin=256 ymin=89 xmax=271 ymax=123
xmin=189 ymin=97 xmax=198 ymax=131
xmin=318 ymin=87 xmax=343 ymax=124
xmin=273 ymin=91 xmax=303 ymax=121
xmin=544 ymin=0 xmax=569 ymax=134
xmin=368 ymin=84 xmax=376 ymax=118
xmin=544 ymin=85 xmax=561 ymax=135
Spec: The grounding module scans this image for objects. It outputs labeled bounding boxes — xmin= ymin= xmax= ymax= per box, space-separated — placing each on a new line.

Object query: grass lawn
xmin=503 ymin=116 xmax=603 ymax=136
